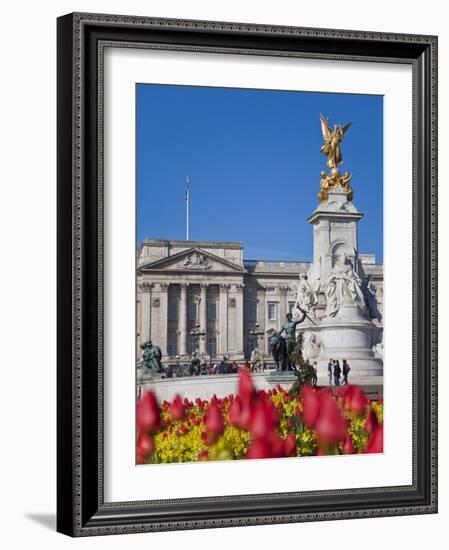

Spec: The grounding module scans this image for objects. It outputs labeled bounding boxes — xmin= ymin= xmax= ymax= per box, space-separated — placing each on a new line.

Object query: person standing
xmin=342 ymin=359 xmax=351 ymax=385
xmin=312 ymin=361 xmax=318 ymax=387
xmin=333 ymin=360 xmax=342 ymax=386
xmin=327 ymin=358 xmax=334 ymax=386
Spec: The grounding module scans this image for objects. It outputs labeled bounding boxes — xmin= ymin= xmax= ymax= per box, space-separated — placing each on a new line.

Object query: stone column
xmin=199 ymin=283 xmax=208 ymax=354
xmin=257 ymin=288 xmax=266 ymax=353
xmin=140 ymin=282 xmax=153 ymax=345
xmin=235 ymin=283 xmax=245 ymax=357
xmin=219 ymin=284 xmax=229 ymax=355
xmin=179 ymin=283 xmax=188 ymax=356
xmin=279 ymin=286 xmax=288 ymax=328
xmin=158 ymin=283 xmax=169 ymax=356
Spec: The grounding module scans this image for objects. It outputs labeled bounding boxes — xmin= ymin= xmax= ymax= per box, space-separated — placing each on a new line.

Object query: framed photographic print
xmin=57 ymin=13 xmax=438 ymax=536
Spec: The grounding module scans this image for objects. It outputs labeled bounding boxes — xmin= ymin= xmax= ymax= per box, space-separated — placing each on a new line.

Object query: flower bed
xmin=137 ymin=368 xmax=383 ymax=464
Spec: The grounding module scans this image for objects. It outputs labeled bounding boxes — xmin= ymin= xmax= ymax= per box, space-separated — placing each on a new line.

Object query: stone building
xmin=136 ymin=237 xmax=383 ymax=365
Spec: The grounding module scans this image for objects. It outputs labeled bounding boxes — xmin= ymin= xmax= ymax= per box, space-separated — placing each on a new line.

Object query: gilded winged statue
xmin=319 ymin=113 xmax=352 ymax=170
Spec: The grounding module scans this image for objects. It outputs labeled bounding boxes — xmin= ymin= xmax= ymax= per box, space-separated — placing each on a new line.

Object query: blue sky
xmin=136 ymin=84 xmax=383 ymax=263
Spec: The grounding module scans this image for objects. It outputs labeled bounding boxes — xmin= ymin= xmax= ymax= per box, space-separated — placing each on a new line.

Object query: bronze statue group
xmin=139 ymin=309 xmax=350 ymax=387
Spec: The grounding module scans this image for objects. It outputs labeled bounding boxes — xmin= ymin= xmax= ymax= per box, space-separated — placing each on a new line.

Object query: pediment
xmin=139 ymin=247 xmax=245 ymax=273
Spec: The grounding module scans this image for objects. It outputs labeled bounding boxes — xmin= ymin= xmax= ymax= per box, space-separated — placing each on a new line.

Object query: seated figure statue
xmin=140 ymin=341 xmax=164 ymax=375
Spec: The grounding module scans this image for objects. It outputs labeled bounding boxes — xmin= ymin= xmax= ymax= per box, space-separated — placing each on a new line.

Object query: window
xmin=288 ymin=302 xmax=296 ymax=314
xmin=188 ymin=301 xmax=197 ymax=321
xmin=167 ymin=331 xmax=178 ymax=356
xmin=245 ymin=336 xmax=253 ymax=358
xmin=268 ymin=303 xmax=277 ymax=321
xmin=207 ymin=333 xmax=217 ymax=356
xmin=245 ymin=302 xmax=257 ymax=322
xmin=266 ymin=330 xmax=275 ymax=353
xmin=168 ymin=301 xmax=178 ymax=320
xmin=208 ymin=302 xmax=217 ymax=320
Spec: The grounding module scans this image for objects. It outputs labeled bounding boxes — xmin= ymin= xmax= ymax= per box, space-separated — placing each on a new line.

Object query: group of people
xmin=327 ymin=358 xmax=351 ymax=386
xmin=165 ymin=358 xmax=242 ymax=378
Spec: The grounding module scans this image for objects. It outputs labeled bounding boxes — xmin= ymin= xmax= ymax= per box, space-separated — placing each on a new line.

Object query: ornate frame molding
xmin=57 ymin=12 xmax=437 ymax=537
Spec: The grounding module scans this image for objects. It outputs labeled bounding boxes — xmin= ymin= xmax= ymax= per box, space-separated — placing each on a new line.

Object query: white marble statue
xmin=324 ymin=252 xmax=366 ymax=317
xmin=372 ymin=342 xmax=384 ymax=358
xmin=250 ymin=348 xmax=264 ymax=372
xmin=303 ymin=333 xmax=325 ymax=362
xmin=292 ymin=273 xmax=318 ymax=320
xmin=363 ymin=274 xmax=382 ymax=321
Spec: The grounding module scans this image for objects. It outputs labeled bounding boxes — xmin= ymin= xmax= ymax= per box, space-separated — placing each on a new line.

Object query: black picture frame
xmin=57 ymin=12 xmax=438 ymax=537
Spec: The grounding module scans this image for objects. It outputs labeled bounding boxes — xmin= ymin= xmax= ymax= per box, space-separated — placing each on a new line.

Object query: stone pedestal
xmin=309 ymin=303 xmax=383 ymax=377
xmin=302 ymin=184 xmax=383 ymax=378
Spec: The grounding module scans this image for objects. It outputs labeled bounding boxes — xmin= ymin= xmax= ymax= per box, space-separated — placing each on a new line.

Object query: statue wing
xmin=340 ymin=121 xmax=352 ymax=137
xmin=320 ymin=113 xmax=331 ymax=142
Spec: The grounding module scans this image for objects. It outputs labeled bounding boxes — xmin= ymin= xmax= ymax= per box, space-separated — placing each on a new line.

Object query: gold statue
xmin=319 ymin=113 xmax=351 ymax=170
xmin=317 ymin=114 xmax=354 ymax=202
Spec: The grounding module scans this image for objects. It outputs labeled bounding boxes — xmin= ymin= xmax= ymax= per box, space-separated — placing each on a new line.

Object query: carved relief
xmin=324 ymin=253 xmax=366 ymax=317
xmin=182 ymin=251 xmax=211 ymax=270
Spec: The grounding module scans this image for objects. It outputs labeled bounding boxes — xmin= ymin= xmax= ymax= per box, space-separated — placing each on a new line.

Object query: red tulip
xmin=284 ymin=433 xmax=297 ymax=457
xmin=137 ymin=391 xmax=160 ymax=432
xmin=364 ymin=409 xmax=379 ymax=434
xmin=137 ymin=433 xmax=154 ymax=457
xmin=169 ymin=394 xmax=185 ymax=420
xmin=343 ymin=386 xmax=368 ymax=415
xmin=269 ymin=432 xmax=286 ymax=458
xmin=366 ymin=424 xmax=383 ymax=453
xmin=302 ymin=385 xmax=321 ymax=429
xmin=228 ymin=395 xmax=252 ymax=429
xmin=238 ymin=368 xmax=255 ymax=402
xmin=228 ymin=399 xmax=243 ymax=427
xmin=204 ymin=403 xmax=224 ymax=436
xmin=201 ymin=430 xmax=217 ymax=446
xmin=342 ymin=434 xmax=356 ymax=454
xmin=246 ymin=436 xmax=272 ymax=459
xmin=249 ymin=400 xmax=278 ymax=438
xmin=314 ymin=394 xmax=347 ymax=444
xmin=198 ymin=449 xmax=209 ymax=461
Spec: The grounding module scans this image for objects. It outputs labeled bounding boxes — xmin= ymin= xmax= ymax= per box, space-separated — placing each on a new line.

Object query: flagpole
xmin=186 ymin=176 xmax=190 ymax=241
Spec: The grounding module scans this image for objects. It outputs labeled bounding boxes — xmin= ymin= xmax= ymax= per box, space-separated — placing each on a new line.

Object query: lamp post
xmin=249 ymin=323 xmax=265 ymax=371
xmin=190 ymin=322 xmax=206 ymax=353
xmin=249 ymin=322 xmax=264 ymax=347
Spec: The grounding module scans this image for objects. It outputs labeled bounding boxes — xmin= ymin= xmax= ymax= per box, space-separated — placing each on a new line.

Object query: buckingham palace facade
xmin=137 ymin=239 xmax=383 ymax=364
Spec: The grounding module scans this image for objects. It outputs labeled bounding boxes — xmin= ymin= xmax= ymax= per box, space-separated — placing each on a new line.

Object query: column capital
xmin=160 ymin=282 xmax=170 ymax=291
xmin=219 ymin=283 xmax=231 ymax=292
xmin=200 ymin=283 xmax=209 ymax=290
xmin=180 ymin=282 xmax=189 ymax=290
xmin=235 ymin=283 xmax=245 ymax=293
xmin=141 ymin=282 xmax=154 ymax=292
